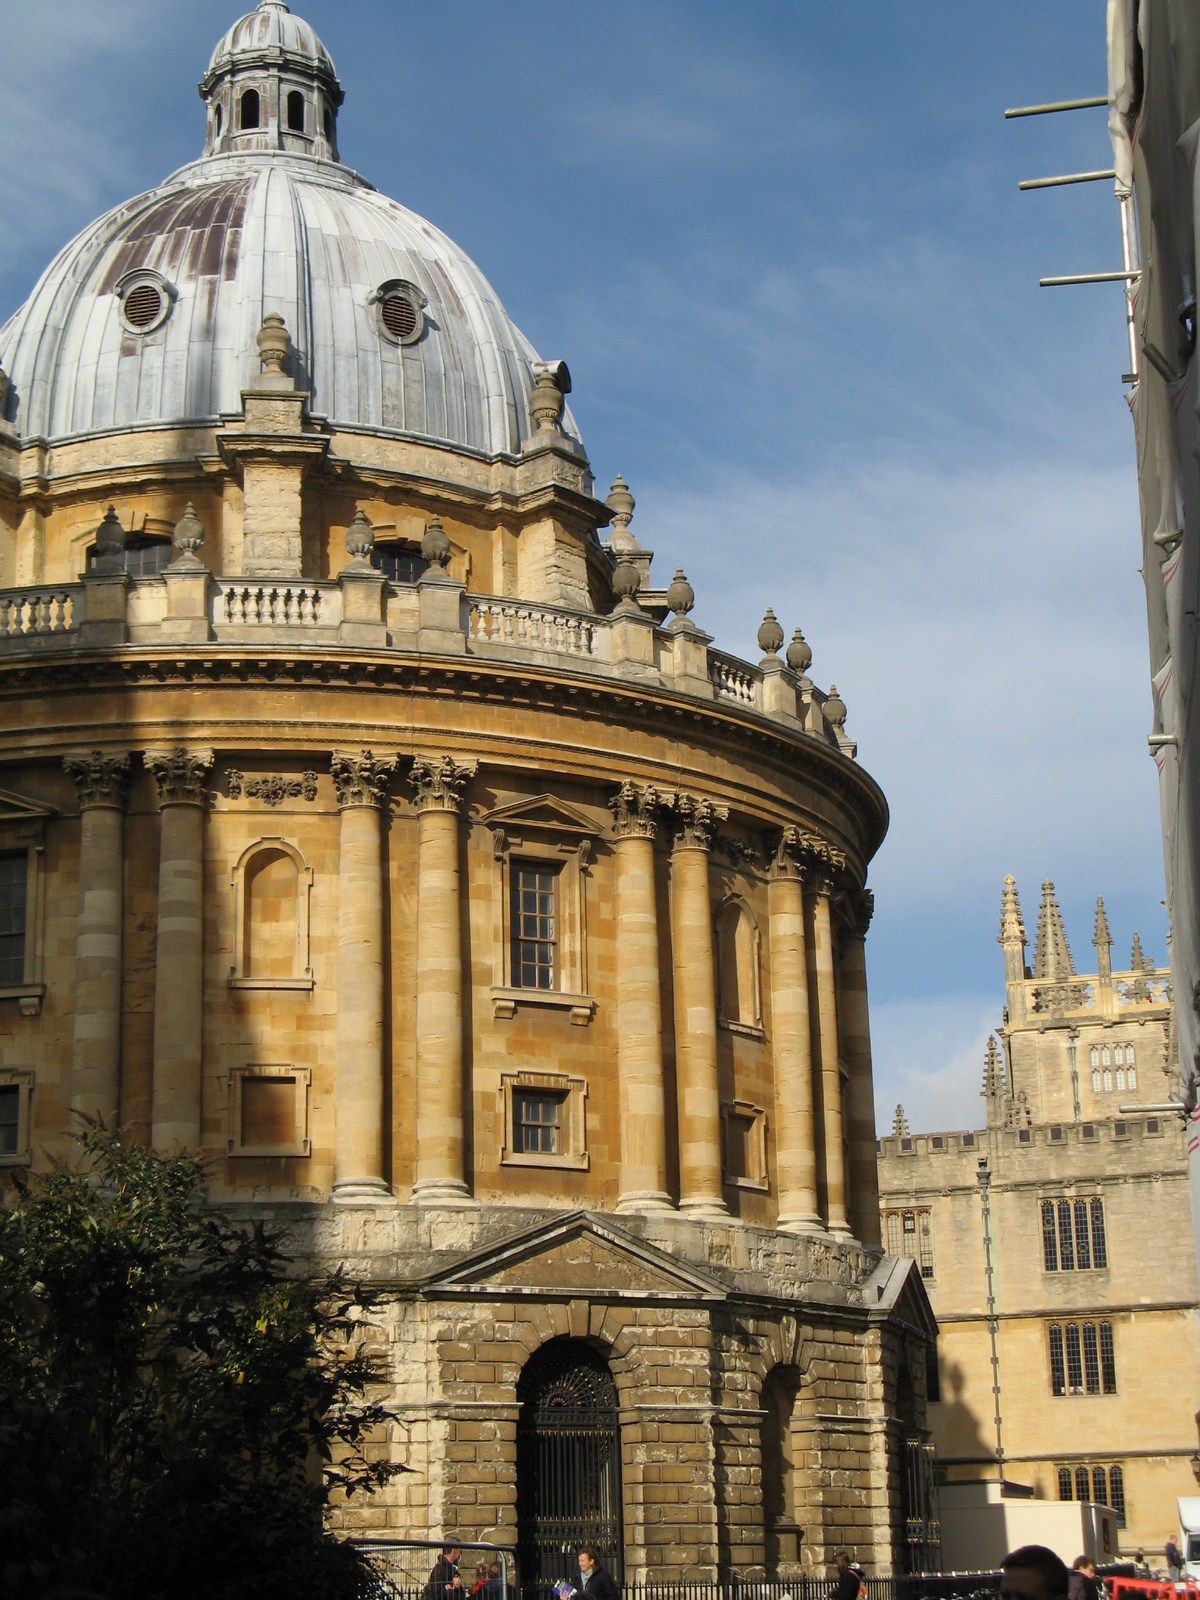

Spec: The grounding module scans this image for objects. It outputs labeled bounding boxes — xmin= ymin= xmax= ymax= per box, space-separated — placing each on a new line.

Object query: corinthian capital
xmin=63 ymin=750 xmax=130 ymax=809
xmin=145 ymin=747 xmax=214 ymax=807
xmin=331 ymin=749 xmax=398 ymax=809
xmin=408 ymin=753 xmax=476 ymax=815
xmin=771 ymin=824 xmax=847 ymax=889
xmin=609 ymin=779 xmax=660 ymax=840
xmin=838 ymin=888 xmax=875 ymax=939
xmin=667 ymin=791 xmax=729 ymax=853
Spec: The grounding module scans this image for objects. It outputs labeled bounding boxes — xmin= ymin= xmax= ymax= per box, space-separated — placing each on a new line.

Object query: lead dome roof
xmin=0 ymin=3 xmax=581 ymax=460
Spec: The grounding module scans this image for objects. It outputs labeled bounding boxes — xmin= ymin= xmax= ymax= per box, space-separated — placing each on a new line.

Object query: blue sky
xmin=0 ymin=1 xmax=1163 ymax=1132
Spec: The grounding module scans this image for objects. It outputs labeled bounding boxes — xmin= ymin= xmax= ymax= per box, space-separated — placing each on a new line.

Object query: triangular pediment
xmin=0 ymin=788 xmax=54 ymax=830
xmin=865 ymin=1255 xmax=938 ymax=1339
xmin=422 ymin=1210 xmax=727 ymax=1301
xmin=481 ymin=794 xmax=598 ymax=838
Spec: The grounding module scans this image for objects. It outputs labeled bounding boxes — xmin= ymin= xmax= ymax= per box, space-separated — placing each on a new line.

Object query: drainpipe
xmin=1068 ymin=1028 xmax=1081 ymax=1123
xmin=976 ymin=1158 xmax=1004 ymax=1474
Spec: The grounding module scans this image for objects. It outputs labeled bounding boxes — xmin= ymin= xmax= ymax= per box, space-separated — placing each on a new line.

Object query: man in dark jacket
xmin=424 ymin=1548 xmax=463 ymax=1600
xmin=576 ymin=1547 xmax=619 ymax=1600
xmin=833 ymin=1551 xmax=863 ymax=1600
xmin=1068 ymin=1557 xmax=1099 ymax=1600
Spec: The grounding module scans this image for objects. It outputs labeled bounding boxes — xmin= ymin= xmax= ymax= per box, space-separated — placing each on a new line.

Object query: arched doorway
xmin=517 ymin=1339 xmax=623 ymax=1591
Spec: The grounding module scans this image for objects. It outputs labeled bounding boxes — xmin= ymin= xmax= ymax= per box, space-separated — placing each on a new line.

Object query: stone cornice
xmin=62 ymin=749 xmax=130 ymax=810
xmin=0 ymin=645 xmax=888 ymax=868
xmin=145 ymin=745 xmax=214 ymax=806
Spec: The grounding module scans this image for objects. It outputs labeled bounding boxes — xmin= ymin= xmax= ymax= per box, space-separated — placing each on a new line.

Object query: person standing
xmin=425 ymin=1547 xmax=464 ymax=1600
xmin=1068 ymin=1557 xmax=1099 ymax=1600
xmin=576 ymin=1547 xmax=618 ymax=1600
xmin=1167 ymin=1537 xmax=1184 ymax=1581
xmin=833 ymin=1551 xmax=864 ymax=1600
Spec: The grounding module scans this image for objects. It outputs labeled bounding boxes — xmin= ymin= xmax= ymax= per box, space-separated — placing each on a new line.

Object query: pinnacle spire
xmin=1093 ymin=896 xmax=1112 ymax=949
xmin=892 ymin=1104 xmax=909 ymax=1137
xmin=1032 ymin=878 xmax=1075 ymax=981
xmin=1131 ymin=932 xmax=1147 ymax=971
xmin=982 ymin=1035 xmax=1004 ymax=1098
xmin=998 ymin=874 xmax=1026 ymax=947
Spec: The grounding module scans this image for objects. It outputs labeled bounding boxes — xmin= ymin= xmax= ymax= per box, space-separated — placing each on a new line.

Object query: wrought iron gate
xmin=902 ymin=1438 xmax=941 ymax=1575
xmin=517 ymin=1340 xmax=623 ymax=1591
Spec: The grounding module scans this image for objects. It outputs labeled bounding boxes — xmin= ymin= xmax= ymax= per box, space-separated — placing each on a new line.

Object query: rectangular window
xmin=902 ymin=1211 xmax=917 ymax=1258
xmin=1091 ymin=1198 xmax=1107 ymax=1268
xmin=1110 ymin=1465 xmax=1126 ymax=1525
xmin=1058 ymin=1200 xmax=1075 ymax=1270
xmin=511 ymin=865 xmax=557 ymax=990
xmin=1093 ymin=1466 xmax=1108 ymax=1505
xmin=725 ymin=1111 xmax=756 ymax=1180
xmin=1065 ymin=1324 xmax=1084 ymax=1394
xmin=918 ymin=1211 xmax=935 ymax=1279
xmin=513 ymin=1090 xmax=561 ymax=1155
xmin=1083 ymin=1322 xmax=1101 ymax=1394
xmin=1049 ymin=1325 xmax=1066 ymax=1396
xmin=1074 ymin=1200 xmax=1092 ymax=1271
xmin=1058 ymin=1467 xmax=1072 ymax=1501
xmin=962 ymin=1132 xmax=975 ymax=1148
xmin=0 ymin=852 xmax=27 ymax=985
xmin=886 ymin=1212 xmax=901 ymax=1256
xmin=0 ymin=1085 xmax=18 ymax=1156
xmin=240 ymin=1075 xmax=296 ymax=1149
xmin=1099 ymin=1322 xmax=1116 ymax=1393
xmin=1042 ymin=1201 xmax=1058 ymax=1271
xmin=925 ymin=1343 xmax=940 ymax=1403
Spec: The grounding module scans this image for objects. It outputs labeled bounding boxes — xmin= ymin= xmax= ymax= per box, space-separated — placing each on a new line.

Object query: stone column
xmin=410 ymin=754 xmax=476 ymax=1206
xmin=807 ymin=869 xmax=851 ymax=1236
xmin=330 ymin=750 xmax=397 ymax=1203
xmin=145 ymin=748 xmax=214 ymax=1150
xmin=669 ymin=793 xmax=729 ymax=1219
xmin=768 ymin=828 xmax=821 ymax=1232
xmin=839 ymin=890 xmax=881 ymax=1248
xmin=64 ymin=751 xmax=130 ymax=1130
xmin=610 ymin=781 xmax=672 ymax=1212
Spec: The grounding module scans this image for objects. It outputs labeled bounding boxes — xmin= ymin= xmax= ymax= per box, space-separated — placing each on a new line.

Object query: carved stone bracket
xmin=145 ymin=747 xmax=215 ymax=807
xmin=227 ymin=770 xmax=318 ymax=806
xmin=609 ymin=779 xmax=661 ymax=840
xmin=331 ymin=749 xmax=397 ymax=810
xmin=63 ymin=750 xmax=130 ymax=810
xmin=409 ymin=754 xmax=477 ymax=815
xmin=667 ymin=791 xmax=729 ymax=853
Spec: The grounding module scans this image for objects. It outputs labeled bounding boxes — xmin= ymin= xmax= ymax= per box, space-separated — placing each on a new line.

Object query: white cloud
xmin=870 ymin=992 xmax=998 ymax=1135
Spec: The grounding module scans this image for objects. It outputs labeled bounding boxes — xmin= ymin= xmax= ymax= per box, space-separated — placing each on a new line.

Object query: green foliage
xmin=0 ymin=1123 xmax=400 ymax=1599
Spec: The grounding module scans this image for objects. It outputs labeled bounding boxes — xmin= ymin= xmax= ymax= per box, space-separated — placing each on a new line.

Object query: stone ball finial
xmin=666 ymin=567 xmax=695 ymax=618
xmin=757 ymin=607 xmax=784 ymax=658
xmin=529 ymin=367 xmax=565 ymax=434
xmin=611 ymin=555 xmax=641 ymax=605
xmin=93 ymin=505 xmax=126 ymax=573
xmin=421 ymin=515 xmax=452 ymax=570
xmin=172 ymin=502 xmax=206 ymax=566
xmin=824 ymin=683 xmax=847 ymax=730
xmin=256 ymin=311 xmax=291 ymax=374
xmin=786 ymin=627 xmax=812 ymax=675
xmin=345 ymin=508 xmax=375 ymax=564
xmin=605 ymin=475 xmax=635 ymax=534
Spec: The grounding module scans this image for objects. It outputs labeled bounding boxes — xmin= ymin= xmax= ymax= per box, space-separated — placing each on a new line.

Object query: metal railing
xmin=356 ymin=1573 xmax=1001 ymax=1600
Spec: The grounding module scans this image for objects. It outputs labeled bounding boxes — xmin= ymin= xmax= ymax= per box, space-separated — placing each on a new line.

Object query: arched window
xmin=229 ymin=837 xmax=314 ymax=989
xmin=1091 ymin=1070 xmax=1101 ymax=1094
xmin=1115 ymin=1067 xmax=1126 ymax=1092
xmin=86 ymin=536 xmax=172 ymax=577
xmin=323 ymin=105 xmax=333 ymax=142
xmin=1103 ymin=1069 xmax=1112 ymax=1092
xmin=718 ymin=898 xmax=761 ymax=1029
xmin=517 ymin=1341 xmax=622 ymax=1587
xmin=1101 ymin=1045 xmax=1110 ymax=1068
xmin=240 ymin=88 xmax=260 ymax=130
xmin=214 ymin=103 xmax=223 ymax=137
xmin=1090 ymin=1046 xmax=1099 ymax=1067
xmin=1128 ymin=1065 xmax=1137 ymax=1090
xmin=761 ymin=1366 xmax=802 ymax=1573
xmin=286 ymin=90 xmax=305 ymax=132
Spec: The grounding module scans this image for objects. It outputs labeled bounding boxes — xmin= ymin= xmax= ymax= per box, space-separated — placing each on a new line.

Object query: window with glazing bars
xmin=1050 ymin=1321 xmax=1116 ymax=1396
xmin=1110 ymin=1465 xmax=1126 ymax=1524
xmin=1099 ymin=1322 xmax=1116 ymax=1392
xmin=511 ymin=865 xmax=557 ymax=990
xmin=1042 ymin=1197 xmax=1107 ymax=1271
xmin=0 ymin=854 xmax=26 ymax=985
xmin=0 ymin=1085 xmax=18 ymax=1155
xmin=1075 ymin=1466 xmax=1090 ymax=1501
xmin=1082 ymin=1323 xmax=1101 ymax=1393
xmin=1058 ymin=1464 xmax=1126 ymax=1522
xmin=513 ymin=1091 xmax=562 ymax=1155
xmin=918 ymin=1211 xmax=935 ymax=1279
xmin=1049 ymin=1326 xmax=1066 ymax=1396
xmin=1058 ymin=1467 xmax=1072 ymax=1501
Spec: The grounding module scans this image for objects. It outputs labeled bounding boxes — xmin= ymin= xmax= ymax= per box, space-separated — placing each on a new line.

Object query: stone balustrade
xmin=708 ymin=649 xmax=762 ymax=708
xmin=217 ymin=579 xmax=336 ymax=629
xmin=468 ymin=597 xmax=608 ymax=660
xmin=0 ymin=584 xmax=82 ymax=644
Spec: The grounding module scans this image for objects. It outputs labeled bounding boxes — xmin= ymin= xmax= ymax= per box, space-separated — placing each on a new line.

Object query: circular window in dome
xmin=116 ymin=270 xmax=174 ymax=335
xmin=371 ymin=278 xmax=428 ymax=346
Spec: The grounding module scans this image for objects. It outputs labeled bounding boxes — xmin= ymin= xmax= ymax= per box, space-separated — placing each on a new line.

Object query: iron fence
xmin=355 ymin=1567 xmax=1002 ymax=1600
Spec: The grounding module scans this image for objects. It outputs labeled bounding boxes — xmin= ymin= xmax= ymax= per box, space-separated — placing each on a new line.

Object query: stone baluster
xmin=410 ymin=753 xmax=477 ymax=1206
xmin=768 ymin=827 xmax=821 ymax=1231
xmin=838 ymin=889 xmax=881 ymax=1247
xmin=610 ymin=781 xmax=672 ymax=1213
xmin=806 ymin=859 xmax=851 ymax=1237
xmin=64 ymin=751 xmax=131 ymax=1130
xmin=145 ymin=747 xmax=214 ymax=1150
xmin=669 ymin=792 xmax=729 ymax=1219
xmin=331 ymin=749 xmax=398 ymax=1203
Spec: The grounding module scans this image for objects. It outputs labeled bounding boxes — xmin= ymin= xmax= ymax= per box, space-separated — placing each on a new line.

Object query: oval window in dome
xmin=123 ymin=284 xmax=162 ymax=329
xmin=116 ymin=270 xmax=173 ymax=335
xmin=372 ymin=278 xmax=427 ymax=346
xmin=381 ymin=293 xmax=417 ymax=340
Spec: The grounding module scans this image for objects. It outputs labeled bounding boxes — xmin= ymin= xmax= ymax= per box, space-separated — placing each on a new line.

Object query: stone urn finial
xmin=605 ymin=476 xmax=636 ymax=552
xmin=421 ymin=515 xmax=452 ymax=571
xmin=786 ymin=626 xmax=812 ymax=675
xmin=529 ymin=367 xmax=565 ymax=434
xmin=345 ymin=508 xmax=376 ymax=569
xmin=666 ymin=567 xmax=695 ymax=620
xmin=612 ymin=555 xmax=641 ymax=608
xmin=171 ymin=502 xmax=206 ymax=568
xmin=757 ymin=607 xmax=784 ymax=659
xmin=256 ymin=312 xmax=291 ymax=377
xmin=92 ymin=505 xmax=126 ymax=574
xmin=824 ymin=683 xmax=847 ymax=731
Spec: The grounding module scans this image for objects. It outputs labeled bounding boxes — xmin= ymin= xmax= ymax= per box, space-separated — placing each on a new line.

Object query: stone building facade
xmin=878 ymin=876 xmax=1199 ymax=1560
xmin=0 ymin=2 xmax=935 ymax=1581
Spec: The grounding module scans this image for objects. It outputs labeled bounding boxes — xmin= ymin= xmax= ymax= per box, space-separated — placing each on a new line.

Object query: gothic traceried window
xmin=1092 ymin=1069 xmax=1102 ymax=1093
xmin=1103 ymin=1070 xmax=1113 ymax=1091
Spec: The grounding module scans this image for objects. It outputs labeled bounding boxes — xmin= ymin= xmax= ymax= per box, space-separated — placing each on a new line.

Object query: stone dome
xmin=0 ymin=4 xmax=582 ymax=461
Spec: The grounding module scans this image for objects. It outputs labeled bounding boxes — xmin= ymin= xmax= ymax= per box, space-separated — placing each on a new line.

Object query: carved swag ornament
xmin=226 ymin=770 xmax=318 ymax=806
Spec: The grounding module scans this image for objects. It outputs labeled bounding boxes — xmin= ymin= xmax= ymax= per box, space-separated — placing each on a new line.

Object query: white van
xmin=1177 ymin=1497 xmax=1200 ymax=1580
